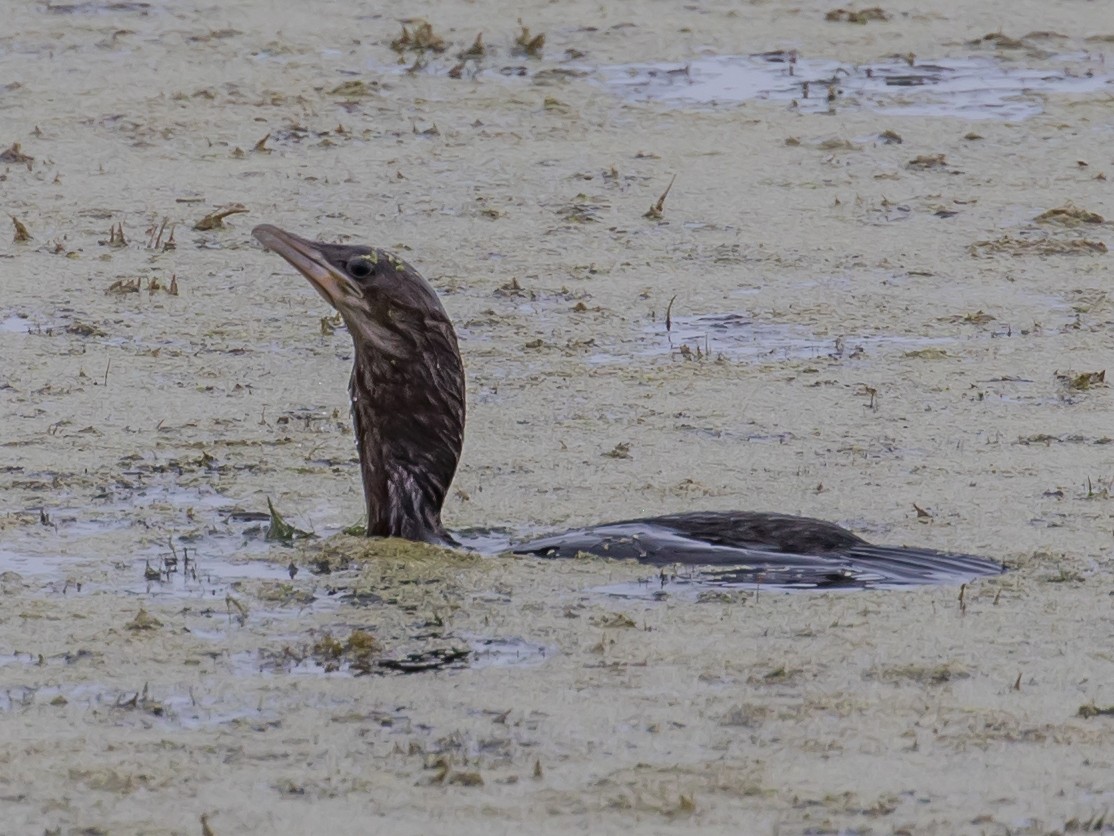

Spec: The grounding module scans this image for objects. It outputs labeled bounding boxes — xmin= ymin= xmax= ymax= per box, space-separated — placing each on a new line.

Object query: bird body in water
xmin=252 ymin=224 xmax=1005 ymax=588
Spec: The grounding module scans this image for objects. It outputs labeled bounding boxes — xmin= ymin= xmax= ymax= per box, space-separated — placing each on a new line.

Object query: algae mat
xmin=2 ymin=0 xmax=1114 ymax=833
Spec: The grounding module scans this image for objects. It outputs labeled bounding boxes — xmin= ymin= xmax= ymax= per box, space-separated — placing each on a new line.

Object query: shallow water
xmin=588 ymin=311 xmax=959 ymax=364
xmin=600 ymin=52 xmax=1112 ymax=119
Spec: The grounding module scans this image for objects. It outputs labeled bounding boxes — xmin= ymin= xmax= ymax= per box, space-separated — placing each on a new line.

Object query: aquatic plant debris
xmin=193 ymin=203 xmax=248 ymax=231
xmin=265 ymin=498 xmax=314 ymax=543
xmin=0 ymin=142 xmax=34 ymax=167
xmin=514 ymin=20 xmax=545 ymax=57
xmin=825 ymin=7 xmax=889 ymax=24
xmin=1035 ymin=203 xmax=1105 ymax=226
xmin=10 ymin=215 xmax=32 ymax=242
xmin=644 ymin=174 xmax=676 ymax=220
xmin=968 ymin=236 xmax=1107 ymax=257
xmin=311 ymin=629 xmax=382 ymax=675
xmin=1055 ymin=369 xmax=1106 ymax=391
xmin=125 ymin=608 xmax=163 ymax=631
xmin=390 ymin=20 xmax=448 ymax=54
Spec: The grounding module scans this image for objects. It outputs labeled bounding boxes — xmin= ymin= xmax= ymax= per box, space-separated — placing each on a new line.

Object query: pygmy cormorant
xmin=252 ymin=224 xmax=1005 ymax=588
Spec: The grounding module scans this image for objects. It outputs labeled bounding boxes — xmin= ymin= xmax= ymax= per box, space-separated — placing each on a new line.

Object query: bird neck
xmin=348 ymin=328 xmax=465 ymax=545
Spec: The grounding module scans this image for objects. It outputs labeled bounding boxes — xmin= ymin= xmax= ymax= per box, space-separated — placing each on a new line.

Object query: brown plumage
xmin=253 ymin=224 xmax=1005 ymax=588
xmin=252 ymin=225 xmax=462 ymax=544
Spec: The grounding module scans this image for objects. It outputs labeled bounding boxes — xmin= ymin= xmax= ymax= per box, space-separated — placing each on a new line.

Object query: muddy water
xmin=2 ymin=0 xmax=1114 ymax=833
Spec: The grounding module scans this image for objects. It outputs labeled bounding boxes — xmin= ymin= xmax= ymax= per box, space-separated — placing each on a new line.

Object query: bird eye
xmin=347 ymin=259 xmax=374 ymax=279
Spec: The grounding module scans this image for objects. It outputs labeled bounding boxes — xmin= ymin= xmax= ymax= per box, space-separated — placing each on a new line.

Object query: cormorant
xmin=252 ymin=224 xmax=1005 ymax=588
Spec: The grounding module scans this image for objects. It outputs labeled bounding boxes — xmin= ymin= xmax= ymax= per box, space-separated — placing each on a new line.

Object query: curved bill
xmin=252 ymin=224 xmax=349 ymax=310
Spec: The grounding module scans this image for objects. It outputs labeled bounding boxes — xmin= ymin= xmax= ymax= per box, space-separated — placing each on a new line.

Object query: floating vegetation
xmin=939 ymin=310 xmax=996 ymax=325
xmin=341 ymin=519 xmax=366 ymax=536
xmin=311 ymin=629 xmax=381 ymax=675
xmin=556 ymin=195 xmax=609 ymax=224
xmin=125 ymin=608 xmax=163 ymax=631
xmin=380 ymin=21 xmax=551 ymax=77
xmin=102 ymin=221 xmax=127 ymax=247
xmin=65 ymin=321 xmax=107 ymax=337
xmin=10 ymin=215 xmax=31 ymax=242
xmin=113 ymin=683 xmax=165 ymax=717
xmin=266 ymin=627 xmax=470 ymax=675
xmin=329 ymin=79 xmax=377 ymax=98
xmin=969 ymin=236 xmax=1107 ymax=257
xmin=1034 ymin=203 xmax=1105 ymax=227
xmin=320 ymin=312 xmax=342 ymax=335
xmin=825 ymin=6 xmax=889 ymax=23
xmin=866 ymin=661 xmax=970 ymax=685
xmin=460 ymin=32 xmax=485 ymax=60
xmin=106 ymin=278 xmax=141 ymax=294
xmin=644 ymin=174 xmax=676 ymax=220
xmin=514 ymin=20 xmax=545 ymax=57
xmin=1055 ymin=369 xmax=1106 ymax=391
xmin=907 ymin=153 xmax=949 ymax=170
xmin=903 ymin=347 xmax=949 ymax=359
xmin=1017 ymin=433 xmax=1113 ymax=446
xmin=1078 ymin=703 xmax=1114 ymax=719
xmin=390 ymin=20 xmax=448 ymax=54
xmin=0 ymin=142 xmax=33 ymax=168
xmin=145 ymin=217 xmax=176 ymax=250
xmin=602 ymin=442 xmax=632 ymax=459
xmin=102 ymin=275 xmax=177 ymax=295
xmin=193 ymin=203 xmax=248 ymax=231
xmin=264 ymin=498 xmax=314 ymax=543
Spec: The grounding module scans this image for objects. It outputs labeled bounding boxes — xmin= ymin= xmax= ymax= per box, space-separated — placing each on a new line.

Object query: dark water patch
xmin=0 ymin=549 xmax=88 ymax=581
xmin=467 ymin=636 xmax=549 ymax=669
xmin=0 ymin=310 xmax=75 ymax=336
xmin=455 ymin=526 xmax=515 ymax=554
xmin=595 ymin=564 xmax=975 ymax=599
xmin=44 ymin=1 xmax=152 ymax=14
xmin=231 ymin=634 xmax=544 ymax=677
xmin=0 ymin=484 xmax=300 ymax=601
xmin=589 ymin=311 xmax=955 ymax=365
xmin=0 ymin=314 xmax=35 ymax=334
xmin=600 ymin=53 xmax=1111 ymax=120
xmin=0 ymin=679 xmax=288 ymax=731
